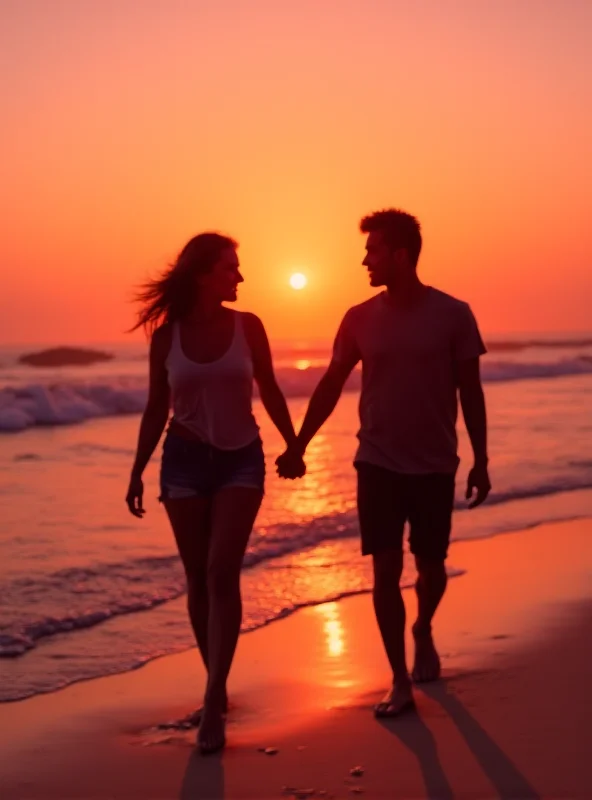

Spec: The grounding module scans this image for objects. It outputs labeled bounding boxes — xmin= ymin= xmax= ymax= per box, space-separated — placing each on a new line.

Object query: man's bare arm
xmin=457 ymin=357 xmax=491 ymax=508
xmin=294 ymin=359 xmax=356 ymax=455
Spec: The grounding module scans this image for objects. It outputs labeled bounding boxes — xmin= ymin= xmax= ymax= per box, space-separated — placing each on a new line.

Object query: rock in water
xmin=19 ymin=347 xmax=114 ymax=367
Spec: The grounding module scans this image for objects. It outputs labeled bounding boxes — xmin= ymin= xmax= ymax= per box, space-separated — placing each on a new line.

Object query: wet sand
xmin=1 ymin=518 xmax=591 ymax=799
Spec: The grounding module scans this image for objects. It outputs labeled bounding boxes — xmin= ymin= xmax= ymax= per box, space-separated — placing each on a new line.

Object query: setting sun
xmin=2 ymin=3 xmax=592 ymax=792
xmin=289 ymin=273 xmax=308 ymax=290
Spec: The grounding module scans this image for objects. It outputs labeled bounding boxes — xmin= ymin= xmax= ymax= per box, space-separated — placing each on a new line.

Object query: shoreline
xmin=3 ymin=489 xmax=592 ymax=704
xmin=1 ymin=518 xmax=592 ymax=798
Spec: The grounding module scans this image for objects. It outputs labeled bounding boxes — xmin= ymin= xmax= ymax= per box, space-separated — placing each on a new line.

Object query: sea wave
xmin=486 ymin=337 xmax=592 ymax=352
xmin=1 ymin=357 xmax=592 ymax=432
xmin=2 ymin=476 xmax=592 ymax=659
xmin=0 ymin=513 xmax=356 ymax=658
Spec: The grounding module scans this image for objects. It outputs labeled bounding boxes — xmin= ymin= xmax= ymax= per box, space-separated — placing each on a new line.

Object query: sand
xmin=1 ymin=518 xmax=592 ymax=799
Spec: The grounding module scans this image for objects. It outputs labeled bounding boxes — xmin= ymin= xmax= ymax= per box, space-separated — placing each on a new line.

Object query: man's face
xmin=362 ymin=231 xmax=403 ymax=287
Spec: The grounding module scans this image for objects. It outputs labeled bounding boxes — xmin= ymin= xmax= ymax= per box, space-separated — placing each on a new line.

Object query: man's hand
xmin=126 ymin=473 xmax=145 ymax=518
xmin=465 ymin=462 xmax=491 ymax=509
xmin=276 ymin=448 xmax=306 ymax=480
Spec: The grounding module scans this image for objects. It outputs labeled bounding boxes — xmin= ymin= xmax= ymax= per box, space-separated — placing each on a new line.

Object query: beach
xmin=3 ymin=0 xmax=591 ymax=794
xmin=3 ymin=0 xmax=592 ymax=793
xmin=2 ymin=337 xmax=592 ymax=701
xmin=1 ymin=517 xmax=591 ymax=799
xmin=2 ymin=339 xmax=592 ymax=797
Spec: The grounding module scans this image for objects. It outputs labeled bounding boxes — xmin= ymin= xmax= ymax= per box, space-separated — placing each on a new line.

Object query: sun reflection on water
xmin=315 ymin=601 xmax=345 ymax=658
xmin=314 ymin=601 xmax=356 ymax=689
xmin=277 ymin=433 xmax=354 ymax=522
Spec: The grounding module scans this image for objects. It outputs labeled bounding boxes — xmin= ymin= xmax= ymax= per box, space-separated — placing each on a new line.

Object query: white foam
xmin=0 ymin=381 xmax=147 ymax=431
xmin=2 ymin=478 xmax=592 ymax=660
xmin=1 ymin=357 xmax=591 ymax=432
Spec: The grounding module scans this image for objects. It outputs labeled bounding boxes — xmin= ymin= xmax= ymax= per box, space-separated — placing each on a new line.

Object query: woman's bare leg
xmin=163 ymin=496 xmax=217 ymax=712
xmin=198 ymin=486 xmax=263 ymax=753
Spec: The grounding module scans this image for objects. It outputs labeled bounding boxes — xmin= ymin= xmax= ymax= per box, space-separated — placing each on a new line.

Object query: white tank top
xmin=166 ymin=311 xmax=260 ymax=450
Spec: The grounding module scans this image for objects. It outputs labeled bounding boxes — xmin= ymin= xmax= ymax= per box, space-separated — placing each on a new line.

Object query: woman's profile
xmin=126 ymin=232 xmax=304 ymax=754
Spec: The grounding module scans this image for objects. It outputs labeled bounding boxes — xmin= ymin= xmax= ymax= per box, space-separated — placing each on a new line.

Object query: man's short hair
xmin=360 ymin=209 xmax=422 ymax=266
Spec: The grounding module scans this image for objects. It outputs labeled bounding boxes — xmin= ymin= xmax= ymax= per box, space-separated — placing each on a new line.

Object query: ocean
xmin=1 ymin=334 xmax=592 ymax=702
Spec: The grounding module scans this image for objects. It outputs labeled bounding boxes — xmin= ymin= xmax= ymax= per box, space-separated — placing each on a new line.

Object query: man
xmin=277 ymin=209 xmax=490 ymax=717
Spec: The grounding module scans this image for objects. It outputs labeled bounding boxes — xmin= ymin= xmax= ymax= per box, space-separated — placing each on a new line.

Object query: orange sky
xmin=1 ymin=0 xmax=591 ymax=344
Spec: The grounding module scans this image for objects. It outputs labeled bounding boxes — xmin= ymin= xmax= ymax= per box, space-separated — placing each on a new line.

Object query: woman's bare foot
xmin=374 ymin=681 xmax=415 ymax=718
xmin=411 ymin=623 xmax=441 ymax=683
xmin=185 ymin=691 xmax=229 ymax=727
xmin=197 ymin=701 xmax=227 ymax=755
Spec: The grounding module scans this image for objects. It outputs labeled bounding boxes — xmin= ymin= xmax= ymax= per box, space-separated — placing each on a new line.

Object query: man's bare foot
xmin=411 ymin=623 xmax=441 ymax=683
xmin=197 ymin=702 xmax=227 ymax=755
xmin=374 ymin=681 xmax=415 ymax=718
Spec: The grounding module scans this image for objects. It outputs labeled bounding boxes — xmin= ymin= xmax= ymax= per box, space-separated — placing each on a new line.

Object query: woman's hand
xmin=126 ymin=473 xmax=146 ymax=518
xmin=276 ymin=448 xmax=306 ymax=480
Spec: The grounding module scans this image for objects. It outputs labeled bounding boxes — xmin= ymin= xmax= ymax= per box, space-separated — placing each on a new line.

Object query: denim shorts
xmin=159 ymin=431 xmax=265 ymax=499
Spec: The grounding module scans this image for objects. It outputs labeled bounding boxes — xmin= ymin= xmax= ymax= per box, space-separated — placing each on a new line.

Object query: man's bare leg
xmin=412 ymin=556 xmax=447 ymax=682
xmin=372 ymin=549 xmax=415 ymax=717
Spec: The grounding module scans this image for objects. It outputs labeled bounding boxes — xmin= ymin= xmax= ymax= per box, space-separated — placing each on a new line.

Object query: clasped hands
xmin=275 ymin=443 xmax=306 ymax=480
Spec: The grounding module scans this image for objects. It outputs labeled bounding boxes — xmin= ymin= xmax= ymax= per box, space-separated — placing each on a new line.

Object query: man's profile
xmin=277 ymin=208 xmax=491 ymax=716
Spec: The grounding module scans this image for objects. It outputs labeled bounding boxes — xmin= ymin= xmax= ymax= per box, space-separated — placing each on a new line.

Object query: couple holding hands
xmin=126 ymin=208 xmax=490 ymax=754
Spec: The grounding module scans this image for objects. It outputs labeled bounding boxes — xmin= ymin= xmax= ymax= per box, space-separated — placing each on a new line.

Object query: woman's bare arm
xmin=126 ymin=326 xmax=171 ymax=516
xmin=244 ymin=313 xmax=298 ymax=449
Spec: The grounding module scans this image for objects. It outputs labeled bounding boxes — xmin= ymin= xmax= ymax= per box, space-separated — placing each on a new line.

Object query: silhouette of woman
xmin=126 ymin=232 xmax=304 ymax=754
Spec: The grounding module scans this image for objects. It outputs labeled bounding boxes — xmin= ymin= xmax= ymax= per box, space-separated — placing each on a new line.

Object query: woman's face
xmin=198 ymin=247 xmax=244 ymax=303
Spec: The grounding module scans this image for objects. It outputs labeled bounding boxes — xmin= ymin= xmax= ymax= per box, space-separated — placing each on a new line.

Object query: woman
xmin=125 ymin=232 xmax=304 ymax=754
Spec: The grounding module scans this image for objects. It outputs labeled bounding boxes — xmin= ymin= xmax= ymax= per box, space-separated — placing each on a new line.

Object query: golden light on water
xmin=316 ymin=601 xmax=345 ymax=658
xmin=289 ymin=273 xmax=307 ymax=290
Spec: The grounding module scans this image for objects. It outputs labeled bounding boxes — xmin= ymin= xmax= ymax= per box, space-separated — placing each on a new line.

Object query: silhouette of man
xmin=277 ymin=209 xmax=490 ymax=716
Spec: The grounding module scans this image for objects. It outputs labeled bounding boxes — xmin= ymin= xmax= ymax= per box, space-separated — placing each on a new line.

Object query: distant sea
xmin=1 ymin=333 xmax=592 ymax=701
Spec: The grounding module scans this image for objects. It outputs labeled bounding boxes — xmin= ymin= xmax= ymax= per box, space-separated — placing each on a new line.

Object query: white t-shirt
xmin=333 ymin=287 xmax=487 ymax=475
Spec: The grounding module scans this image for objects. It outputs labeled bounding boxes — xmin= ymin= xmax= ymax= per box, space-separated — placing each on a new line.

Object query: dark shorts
xmin=159 ymin=431 xmax=265 ymax=499
xmin=355 ymin=461 xmax=456 ymax=561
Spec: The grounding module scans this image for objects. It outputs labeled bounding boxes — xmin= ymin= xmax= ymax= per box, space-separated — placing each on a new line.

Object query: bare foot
xmin=374 ymin=681 xmax=415 ymax=718
xmin=197 ymin=702 xmax=227 ymax=755
xmin=411 ymin=624 xmax=441 ymax=683
xmin=185 ymin=691 xmax=228 ymax=727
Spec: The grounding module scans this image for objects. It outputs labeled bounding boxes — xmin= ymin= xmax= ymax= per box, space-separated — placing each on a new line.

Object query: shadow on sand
xmin=176 ymin=670 xmax=542 ymax=799
xmin=179 ymin=749 xmax=225 ymax=800
xmin=377 ymin=704 xmax=455 ymax=800
xmin=378 ymin=676 xmax=540 ymax=800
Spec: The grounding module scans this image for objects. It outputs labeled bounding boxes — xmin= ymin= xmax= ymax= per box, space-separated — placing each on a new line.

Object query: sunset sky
xmin=1 ymin=0 xmax=591 ymax=345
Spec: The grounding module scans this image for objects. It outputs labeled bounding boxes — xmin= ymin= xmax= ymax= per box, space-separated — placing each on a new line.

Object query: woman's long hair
xmin=131 ymin=232 xmax=237 ymax=335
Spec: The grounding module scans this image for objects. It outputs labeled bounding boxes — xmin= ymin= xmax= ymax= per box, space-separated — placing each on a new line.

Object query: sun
xmin=289 ymin=272 xmax=307 ymax=290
